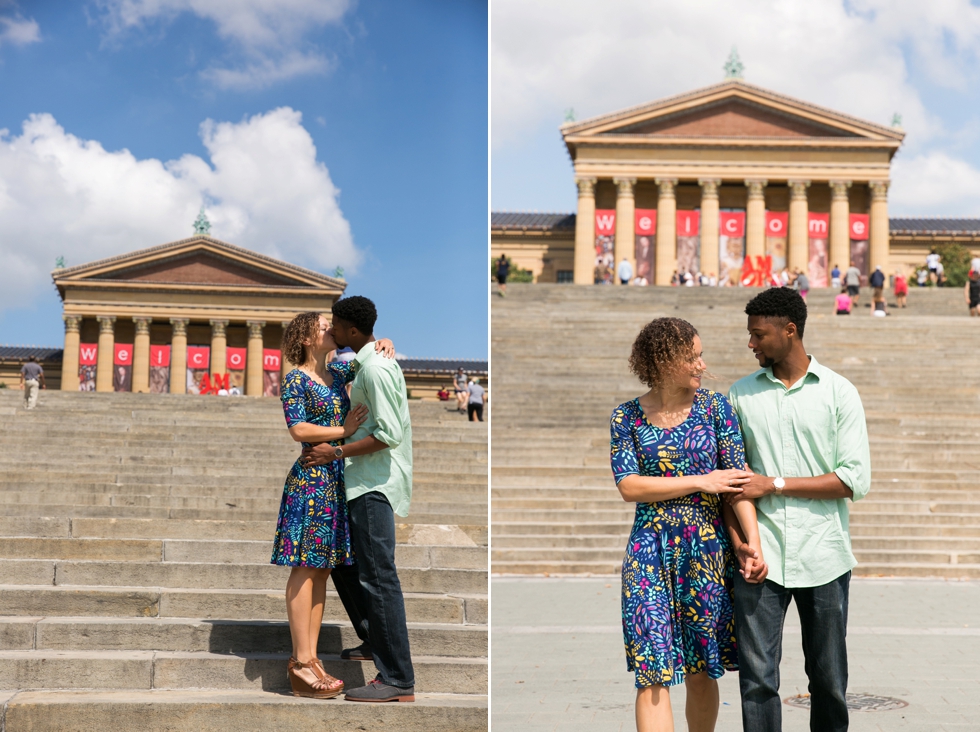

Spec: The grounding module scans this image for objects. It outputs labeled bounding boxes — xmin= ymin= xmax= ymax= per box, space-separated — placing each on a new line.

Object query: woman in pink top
xmin=834 ymin=288 xmax=852 ymax=315
xmin=894 ymin=271 xmax=908 ymax=308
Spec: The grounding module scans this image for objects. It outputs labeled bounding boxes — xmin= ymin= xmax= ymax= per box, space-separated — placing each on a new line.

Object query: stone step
xmin=0 ymin=585 xmax=487 ymax=624
xmin=1 ymin=690 xmax=487 ymax=732
xmin=0 ymin=650 xmax=486 ymax=693
xmin=9 ymin=617 xmax=486 ymax=657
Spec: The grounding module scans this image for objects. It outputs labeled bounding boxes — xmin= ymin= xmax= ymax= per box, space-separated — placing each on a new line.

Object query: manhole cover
xmin=784 ymin=693 xmax=909 ymax=712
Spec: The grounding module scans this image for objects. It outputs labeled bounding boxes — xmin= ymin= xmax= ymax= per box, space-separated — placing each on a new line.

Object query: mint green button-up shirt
xmin=344 ymin=342 xmax=413 ymax=517
xmin=728 ymin=355 xmax=871 ymax=588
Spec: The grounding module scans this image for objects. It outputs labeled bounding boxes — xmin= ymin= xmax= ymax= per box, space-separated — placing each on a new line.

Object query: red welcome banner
xmin=595 ymin=210 xmax=616 ymax=236
xmin=766 ymin=211 xmax=788 ymax=237
xmin=79 ymin=343 xmax=98 ymax=366
xmin=635 ymin=209 xmax=657 ymax=235
xmin=226 ymin=347 xmax=247 ymax=371
xmin=720 ymin=211 xmax=746 ymax=238
xmin=150 ymin=345 xmax=170 ymax=367
xmin=676 ymin=210 xmax=700 ymax=237
xmin=187 ymin=346 xmax=210 ymax=370
xmin=849 ymin=213 xmax=869 ymax=240
xmin=113 ymin=344 xmax=133 ymax=365
xmin=808 ymin=212 xmax=829 ymax=237
xmin=263 ymin=349 xmax=282 ymax=371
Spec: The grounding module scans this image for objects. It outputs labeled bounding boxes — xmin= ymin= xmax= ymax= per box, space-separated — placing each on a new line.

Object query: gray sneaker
xmin=345 ymin=677 xmax=415 ymax=703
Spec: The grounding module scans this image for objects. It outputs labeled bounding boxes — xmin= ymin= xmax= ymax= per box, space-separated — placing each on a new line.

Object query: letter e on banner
xmin=263 ymin=349 xmax=281 ymax=371
xmin=226 ymin=347 xmax=246 ymax=370
xmin=766 ymin=211 xmax=788 ymax=236
xmin=595 ymin=210 xmax=616 ymax=236
xmin=150 ymin=345 xmax=170 ymax=367
xmin=79 ymin=344 xmax=98 ymax=365
xmin=187 ymin=346 xmax=210 ymax=370
xmin=849 ymin=213 xmax=869 ymax=240
xmin=676 ymin=210 xmax=700 ymax=236
xmin=719 ymin=211 xmax=746 ymax=238
xmin=113 ymin=343 xmax=133 ymax=366
xmin=808 ymin=212 xmax=829 ymax=237
xmin=634 ymin=209 xmax=657 ymax=235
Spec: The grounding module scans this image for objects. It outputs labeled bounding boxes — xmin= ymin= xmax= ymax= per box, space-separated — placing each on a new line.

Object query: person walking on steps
xmin=496 ymin=254 xmax=510 ymax=297
xmin=467 ymin=377 xmax=486 ymax=422
xmin=302 ymin=296 xmax=417 ymax=703
xmin=19 ymin=355 xmax=45 ymax=410
xmin=454 ymin=367 xmax=468 ymax=414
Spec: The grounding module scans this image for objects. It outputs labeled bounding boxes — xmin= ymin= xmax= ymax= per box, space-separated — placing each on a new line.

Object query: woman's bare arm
xmin=617 ymin=469 xmax=749 ymax=503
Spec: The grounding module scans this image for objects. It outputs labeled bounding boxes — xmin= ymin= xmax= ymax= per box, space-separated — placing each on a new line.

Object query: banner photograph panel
xmin=634 ymin=209 xmax=657 ymax=286
xmin=808 ymin=212 xmax=830 ymax=287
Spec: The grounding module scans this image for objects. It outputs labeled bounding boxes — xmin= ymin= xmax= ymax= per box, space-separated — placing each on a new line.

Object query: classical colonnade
xmin=572 ymin=177 xmax=890 ymax=285
xmin=60 ymin=316 xmax=283 ymax=395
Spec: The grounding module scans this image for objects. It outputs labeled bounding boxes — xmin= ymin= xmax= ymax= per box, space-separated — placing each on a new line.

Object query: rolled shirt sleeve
xmin=833 ymin=379 xmax=871 ymax=501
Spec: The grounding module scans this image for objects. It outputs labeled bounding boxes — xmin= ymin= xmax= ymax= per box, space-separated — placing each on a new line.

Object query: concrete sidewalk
xmin=492 ymin=577 xmax=980 ymax=731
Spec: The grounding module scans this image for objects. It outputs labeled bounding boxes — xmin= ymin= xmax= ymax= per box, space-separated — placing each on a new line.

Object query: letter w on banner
xmin=113 ymin=343 xmax=133 ymax=393
xmin=808 ymin=213 xmax=830 ymax=287
xmin=149 ymin=345 xmax=170 ymax=394
xmin=263 ymin=349 xmax=282 ymax=397
xmin=594 ymin=210 xmax=615 ymax=284
xmin=849 ymin=213 xmax=870 ymax=280
xmin=78 ymin=343 xmax=97 ymax=392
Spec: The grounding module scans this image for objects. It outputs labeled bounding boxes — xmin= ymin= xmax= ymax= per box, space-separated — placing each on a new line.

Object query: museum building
xmin=491 ymin=79 xmax=980 ymax=285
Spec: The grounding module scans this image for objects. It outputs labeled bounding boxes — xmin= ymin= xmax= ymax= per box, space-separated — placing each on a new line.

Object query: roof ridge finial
xmin=723 ymin=46 xmax=744 ymax=80
xmin=193 ymin=206 xmax=211 ymax=236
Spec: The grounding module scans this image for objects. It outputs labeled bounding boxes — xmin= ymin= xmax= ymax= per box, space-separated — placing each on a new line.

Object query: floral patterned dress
xmin=610 ymin=389 xmax=744 ymax=688
xmin=271 ymin=366 xmax=356 ymax=568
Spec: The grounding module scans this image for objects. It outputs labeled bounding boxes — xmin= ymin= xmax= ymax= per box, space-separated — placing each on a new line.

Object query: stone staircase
xmin=492 ymin=284 xmax=980 ymax=579
xmin=0 ymin=391 xmax=487 ymax=730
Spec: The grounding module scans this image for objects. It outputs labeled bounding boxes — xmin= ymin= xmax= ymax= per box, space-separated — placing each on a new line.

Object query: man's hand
xmin=301 ymin=443 xmax=342 ymax=468
xmin=730 ymin=470 xmax=773 ymax=502
xmin=735 ymin=542 xmax=769 ymax=584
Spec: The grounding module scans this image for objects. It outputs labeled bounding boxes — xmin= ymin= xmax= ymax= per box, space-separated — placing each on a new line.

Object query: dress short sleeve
xmin=711 ymin=392 xmax=746 ymax=470
xmin=281 ymin=370 xmax=307 ymax=428
xmin=328 ymin=361 xmax=356 ymax=385
xmin=610 ymin=403 xmax=640 ymax=484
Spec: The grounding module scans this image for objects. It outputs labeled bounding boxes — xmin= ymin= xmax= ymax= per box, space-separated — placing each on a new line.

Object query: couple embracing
xmin=611 ymin=287 xmax=871 ymax=732
xmin=270 ymin=295 xmax=416 ymax=703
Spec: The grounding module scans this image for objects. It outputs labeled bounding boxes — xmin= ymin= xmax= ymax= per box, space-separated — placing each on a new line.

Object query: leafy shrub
xmin=936 ymin=243 xmax=971 ymax=288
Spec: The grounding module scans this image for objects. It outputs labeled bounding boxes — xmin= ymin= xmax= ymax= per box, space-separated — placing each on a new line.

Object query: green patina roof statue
xmin=193 ymin=206 xmax=211 ymax=235
xmin=723 ymin=47 xmax=744 ymax=79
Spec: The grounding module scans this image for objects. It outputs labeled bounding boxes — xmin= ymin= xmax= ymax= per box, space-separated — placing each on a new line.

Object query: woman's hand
xmin=342 ymin=403 xmax=369 ymax=437
xmin=375 ymin=338 xmax=396 ymax=359
xmin=736 ymin=542 xmax=768 ymax=584
xmin=696 ymin=469 xmax=751 ymax=495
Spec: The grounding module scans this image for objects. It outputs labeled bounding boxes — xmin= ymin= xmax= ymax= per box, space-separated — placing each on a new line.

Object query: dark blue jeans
xmin=733 ymin=571 xmax=850 ymax=732
xmin=331 ymin=491 xmax=415 ymax=688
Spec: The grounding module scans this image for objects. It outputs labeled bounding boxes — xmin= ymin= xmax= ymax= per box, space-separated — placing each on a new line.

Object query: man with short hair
xmin=726 ymin=287 xmax=871 ymax=732
xmin=844 ymin=261 xmax=862 ymax=306
xmin=466 ymin=377 xmax=486 ymax=422
xmin=19 ymin=355 xmax=45 ymax=410
xmin=302 ymin=295 xmax=415 ymax=703
xmin=870 ymin=265 xmax=885 ymax=298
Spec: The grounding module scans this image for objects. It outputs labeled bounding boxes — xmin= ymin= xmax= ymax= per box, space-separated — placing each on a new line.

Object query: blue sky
xmin=492 ymin=0 xmax=980 ymax=218
xmin=0 ymin=0 xmax=488 ymax=359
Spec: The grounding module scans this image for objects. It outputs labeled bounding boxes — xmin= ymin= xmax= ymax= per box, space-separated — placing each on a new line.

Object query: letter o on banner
xmin=226 ymin=347 xmax=247 ymax=370
xmin=766 ymin=211 xmax=788 ymax=236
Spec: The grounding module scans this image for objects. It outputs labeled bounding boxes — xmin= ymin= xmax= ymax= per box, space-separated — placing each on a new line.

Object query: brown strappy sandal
xmin=311 ymin=658 xmax=345 ymax=695
xmin=287 ymin=657 xmax=343 ymax=699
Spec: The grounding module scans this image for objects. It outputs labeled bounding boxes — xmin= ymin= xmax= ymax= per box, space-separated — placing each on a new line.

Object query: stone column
xmin=246 ymin=321 xmax=265 ymax=397
xmin=132 ymin=318 xmax=151 ymax=393
xmin=654 ymin=178 xmax=678 ymax=286
xmin=573 ymin=177 xmax=597 ymax=284
xmin=698 ymin=179 xmax=721 ymax=280
xmin=829 ymin=181 xmax=852 ymax=278
xmin=169 ymin=319 xmax=188 ymax=395
xmin=745 ymin=179 xmax=768 ymax=258
xmin=613 ymin=177 xmax=636 ymax=284
xmin=869 ymin=181 xmax=890 ymax=273
xmin=788 ymin=180 xmax=811 ymax=273
xmin=95 ymin=316 xmax=116 ymax=393
xmin=210 ymin=320 xmax=228 ymax=376
xmin=61 ymin=315 xmax=82 ymax=391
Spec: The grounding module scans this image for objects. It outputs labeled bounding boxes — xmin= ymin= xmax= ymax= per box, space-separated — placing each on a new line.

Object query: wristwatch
xmin=333 ymin=446 xmax=344 ymax=459
xmin=773 ymin=477 xmax=786 ymax=496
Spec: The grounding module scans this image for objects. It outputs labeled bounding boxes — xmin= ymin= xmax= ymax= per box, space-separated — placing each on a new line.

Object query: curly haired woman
xmin=271 ymin=311 xmax=394 ymax=698
xmin=610 ymin=317 xmax=764 ymax=732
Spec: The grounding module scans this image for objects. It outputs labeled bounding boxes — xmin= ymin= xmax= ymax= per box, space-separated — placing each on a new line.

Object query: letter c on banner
xmin=725 ymin=218 xmax=739 ymax=233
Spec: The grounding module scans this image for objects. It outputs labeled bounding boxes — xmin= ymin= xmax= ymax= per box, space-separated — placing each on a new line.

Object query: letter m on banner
xmin=263 ymin=349 xmax=281 ymax=371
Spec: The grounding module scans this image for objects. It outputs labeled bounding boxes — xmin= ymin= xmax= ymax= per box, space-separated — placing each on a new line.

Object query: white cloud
xmin=96 ymin=0 xmax=353 ymax=88
xmin=0 ymin=13 xmax=40 ymax=46
xmin=891 ymin=152 xmax=980 ymax=216
xmin=0 ymin=107 xmax=359 ymax=311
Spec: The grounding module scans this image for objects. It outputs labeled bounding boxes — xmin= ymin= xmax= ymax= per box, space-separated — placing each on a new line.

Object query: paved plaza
xmin=492 ymin=576 xmax=980 ymax=731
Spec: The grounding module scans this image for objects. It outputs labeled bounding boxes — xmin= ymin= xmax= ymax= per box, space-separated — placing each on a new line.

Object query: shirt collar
xmin=352 ymin=341 xmax=377 ymax=371
xmin=758 ymin=354 xmax=823 ymax=390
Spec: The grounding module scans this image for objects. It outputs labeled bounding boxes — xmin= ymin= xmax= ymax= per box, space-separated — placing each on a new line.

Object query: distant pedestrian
xmin=496 ymin=254 xmax=510 ymax=297
xmin=869 ymin=265 xmax=886 ymax=305
xmin=618 ymin=258 xmax=633 ymax=285
xmin=894 ymin=270 xmax=908 ymax=308
xmin=845 ymin=261 xmax=862 ymax=305
xmin=830 ymin=264 xmax=841 ymax=288
xmin=926 ymin=249 xmax=940 ymax=283
xmin=454 ymin=367 xmax=468 ymax=414
xmin=19 ymin=355 xmax=44 ymax=410
xmin=793 ymin=270 xmax=809 ymax=300
xmin=936 ymin=261 xmax=946 ymax=287
xmin=916 ymin=267 xmax=928 ymax=287
xmin=834 ymin=288 xmax=852 ymax=315
xmin=966 ymin=270 xmax=980 ymax=317
xmin=466 ymin=378 xmax=486 ymax=422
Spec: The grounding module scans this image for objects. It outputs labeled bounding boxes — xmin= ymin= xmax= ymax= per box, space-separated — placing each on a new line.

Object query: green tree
xmin=491 ymin=256 xmax=533 ymax=283
xmin=937 ymin=243 xmax=971 ymax=287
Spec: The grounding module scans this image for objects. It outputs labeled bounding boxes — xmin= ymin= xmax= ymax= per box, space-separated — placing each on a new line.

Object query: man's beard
xmin=760 ymin=355 xmax=775 ymax=369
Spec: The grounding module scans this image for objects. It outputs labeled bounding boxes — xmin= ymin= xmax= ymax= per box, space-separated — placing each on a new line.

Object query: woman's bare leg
xmin=636 ymin=685 xmax=674 ymax=732
xmin=286 ymin=567 xmax=324 ymax=688
xmin=308 ymin=569 xmax=330 ymax=658
xmin=684 ymin=672 xmax=719 ymax=732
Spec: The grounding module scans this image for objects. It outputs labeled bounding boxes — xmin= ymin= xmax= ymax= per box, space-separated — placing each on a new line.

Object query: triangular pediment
xmin=52 ymin=236 xmax=345 ymax=294
xmin=562 ymin=80 xmax=904 ymax=142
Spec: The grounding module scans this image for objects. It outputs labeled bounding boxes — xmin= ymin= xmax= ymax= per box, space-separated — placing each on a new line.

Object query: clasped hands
xmin=300 ymin=403 xmax=368 ymax=468
xmin=698 ymin=468 xmax=771 ymax=584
